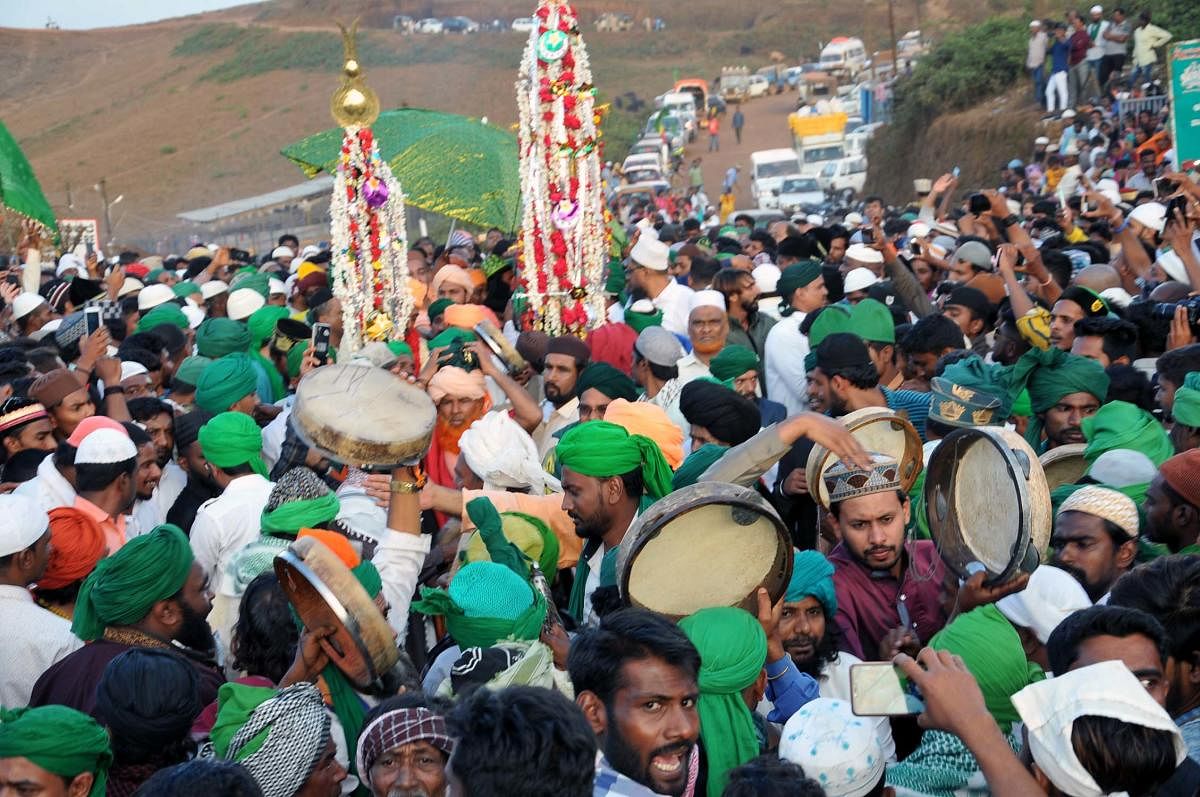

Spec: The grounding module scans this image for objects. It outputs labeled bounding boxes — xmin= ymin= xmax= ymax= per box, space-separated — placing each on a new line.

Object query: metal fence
xmin=1117 ymin=94 xmax=1168 ymax=121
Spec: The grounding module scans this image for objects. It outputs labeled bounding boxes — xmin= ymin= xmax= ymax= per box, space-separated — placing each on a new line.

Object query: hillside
xmin=0 ymin=0 xmax=1013 ymax=249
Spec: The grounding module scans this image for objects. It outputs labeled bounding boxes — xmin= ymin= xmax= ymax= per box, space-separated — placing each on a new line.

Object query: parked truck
xmin=788 ymin=112 xmax=848 ymax=177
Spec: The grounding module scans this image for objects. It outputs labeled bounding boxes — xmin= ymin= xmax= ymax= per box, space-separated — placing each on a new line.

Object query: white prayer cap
xmin=1157 ymin=249 xmax=1189 ymax=286
xmin=843 ymin=267 xmax=880 ymax=293
xmin=1086 ymin=448 xmax=1157 ymax=488
xmin=635 ymin=217 xmax=660 ymax=240
xmin=137 ymin=284 xmax=175 ymax=312
xmin=57 ymin=252 xmax=84 ymax=278
xmin=753 ymin=263 xmax=781 ymax=293
xmin=268 ymin=277 xmax=287 ymax=297
xmin=845 ymin=243 xmax=884 ymax=265
xmin=117 ymin=277 xmax=144 ymax=298
xmin=119 ymin=361 xmax=149 ymax=383
xmin=806 ymin=213 xmax=825 ymax=226
xmin=1090 ymin=4 xmax=1102 ymax=13
xmin=779 ymin=698 xmax=884 ymax=797
xmin=459 ymin=410 xmax=560 ymax=493
xmin=75 ymin=427 xmax=138 ymax=465
xmin=271 ymin=245 xmax=295 ymax=260
xmin=0 ymin=494 xmax=49 ymax=557
xmin=30 ymin=318 xmax=62 ymax=342
xmin=1099 ymin=287 xmax=1133 ymax=309
xmin=997 ymin=565 xmax=1092 ymax=645
xmin=181 ymin=304 xmax=205 ymax=330
xmin=629 ymin=235 xmax=670 ymax=271
xmin=906 ymin=221 xmax=931 ymax=239
xmin=227 ymin=288 xmax=265 ymax=321
xmin=1035 ymin=136 xmax=1050 ymax=145
xmin=1059 ymin=485 xmax=1139 ymax=539
xmin=200 ymin=280 xmax=229 ymax=301
xmin=300 ymin=244 xmax=320 ymax=259
xmin=843 ymin=211 xmax=864 ymax=227
xmin=689 ymin=289 xmax=726 ymax=314
xmin=1130 ymin=203 xmax=1167 ymax=233
xmin=11 ymin=292 xmax=47 ymax=321
xmin=1012 ymin=660 xmax=1185 ymax=797
xmin=629 ymin=298 xmax=656 ymax=314
xmin=1062 ymin=108 xmax=1077 ymax=119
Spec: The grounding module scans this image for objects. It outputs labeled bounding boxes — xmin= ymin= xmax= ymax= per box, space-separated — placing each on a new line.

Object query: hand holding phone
xmin=850 ymin=662 xmax=925 ymax=716
xmin=311 ymin=322 xmax=332 ymax=366
xmin=84 ymin=306 xmax=103 ymax=337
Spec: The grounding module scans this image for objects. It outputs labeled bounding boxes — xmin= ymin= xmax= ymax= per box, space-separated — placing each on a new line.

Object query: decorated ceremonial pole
xmin=329 ymin=21 xmax=412 ymax=352
xmin=515 ymin=0 xmax=608 ymax=336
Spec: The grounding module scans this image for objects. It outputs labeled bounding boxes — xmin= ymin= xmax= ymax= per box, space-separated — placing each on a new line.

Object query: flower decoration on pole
xmin=515 ymin=0 xmax=608 ymax=336
xmin=328 ymin=20 xmax=411 ymax=353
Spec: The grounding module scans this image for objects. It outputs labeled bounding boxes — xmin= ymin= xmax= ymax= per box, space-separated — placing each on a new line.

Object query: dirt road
xmin=685 ymin=89 xmax=800 ymax=211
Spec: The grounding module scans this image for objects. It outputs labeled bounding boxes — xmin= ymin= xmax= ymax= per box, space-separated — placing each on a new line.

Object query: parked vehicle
xmin=817 ymin=156 xmax=868 ymax=196
xmin=774 ymin=175 xmax=826 ymax=214
xmin=673 ymin=79 xmax=708 ymax=115
xmin=819 ymin=37 xmax=867 ymax=78
xmin=511 ymin=16 xmax=537 ymax=32
xmin=616 ymin=181 xmax=671 ymax=205
xmin=724 ymin=209 xmax=787 ymax=228
xmin=393 ymin=15 xmax=414 ymax=32
xmin=658 ymin=91 xmax=698 ymax=140
xmin=415 ymin=18 xmax=444 ymax=33
xmin=594 ymin=12 xmax=633 ymax=31
xmin=628 ymin=138 xmax=666 ymax=166
xmin=750 ymin=149 xmax=803 ymax=208
xmin=622 ymin=153 xmax=664 ymax=175
xmin=718 ymin=66 xmax=751 ymax=103
xmin=746 ymin=75 xmax=770 ymax=98
xmin=643 ymin=114 xmax=684 ymax=150
xmin=707 ymin=95 xmax=727 ymax=116
xmin=441 ymin=16 xmax=479 ymax=33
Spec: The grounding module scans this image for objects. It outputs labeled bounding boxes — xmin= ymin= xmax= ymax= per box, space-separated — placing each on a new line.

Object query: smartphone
xmin=1166 ymin=194 xmax=1189 ymax=225
xmin=849 ymin=663 xmax=925 ymax=716
xmin=860 ymin=227 xmax=875 ymax=244
xmin=952 ymin=166 xmax=961 ymax=178
xmin=84 ymin=306 xmax=103 ymax=337
xmin=85 ymin=240 xmax=94 ymax=258
xmin=910 ymin=240 xmax=922 ymax=255
xmin=1155 ymin=177 xmax=1179 ymax=199
xmin=311 ymin=322 xmax=332 ymax=365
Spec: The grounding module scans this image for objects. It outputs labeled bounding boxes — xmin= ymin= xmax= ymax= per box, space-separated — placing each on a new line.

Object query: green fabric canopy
xmin=0 ymin=121 xmax=58 ymax=238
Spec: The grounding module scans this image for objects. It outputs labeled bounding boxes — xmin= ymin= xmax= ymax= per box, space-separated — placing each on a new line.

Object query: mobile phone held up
xmin=84 ymin=306 xmax=104 ymax=337
xmin=311 ymin=322 xmax=332 ymax=366
xmin=849 ymin=663 xmax=925 ymax=716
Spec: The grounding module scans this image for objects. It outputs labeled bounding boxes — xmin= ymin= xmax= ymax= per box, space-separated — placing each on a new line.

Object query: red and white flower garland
xmin=330 ymin=126 xmax=411 ymax=352
xmin=515 ymin=0 xmax=607 ymax=336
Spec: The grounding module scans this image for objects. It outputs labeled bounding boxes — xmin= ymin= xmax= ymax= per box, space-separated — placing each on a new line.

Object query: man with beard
xmin=356 ymin=695 xmax=455 ymax=797
xmin=1050 ymin=486 xmax=1139 ymax=603
xmin=1144 ymin=449 xmax=1200 ymax=554
xmin=713 ymin=268 xmax=775 ymax=359
xmin=569 ymin=608 xmax=702 ymax=796
xmin=557 ymin=421 xmax=673 ymax=626
xmin=764 ymin=260 xmax=828 ymax=415
xmin=708 ymin=346 xmax=786 ymax=427
xmin=1020 ymin=346 xmax=1108 ymax=453
xmin=675 ymin=291 xmax=728 ymax=383
xmin=30 ymin=524 xmax=223 ymax=715
xmin=128 ymin=398 xmax=187 ymax=520
xmin=535 ymin=336 xmax=590 ymax=459
xmin=769 ymin=551 xmax=896 ymax=759
xmin=122 ymin=423 xmax=164 ymax=538
xmin=626 ymin=231 xmax=693 ymax=337
xmin=824 ymin=453 xmax=948 ymax=660
xmin=165 ymin=410 xmax=217 ymax=532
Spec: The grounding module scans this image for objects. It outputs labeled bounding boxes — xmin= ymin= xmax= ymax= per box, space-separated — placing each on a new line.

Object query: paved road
xmin=685 ymin=89 xmax=802 ymax=211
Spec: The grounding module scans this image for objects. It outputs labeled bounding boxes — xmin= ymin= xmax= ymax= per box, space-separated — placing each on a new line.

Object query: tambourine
xmin=806 ymin=407 xmax=923 ymax=507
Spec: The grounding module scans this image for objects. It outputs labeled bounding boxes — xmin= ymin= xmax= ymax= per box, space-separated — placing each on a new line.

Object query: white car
xmin=774 ymin=175 xmax=825 ymax=213
xmin=746 ymin=75 xmax=770 ymax=98
xmin=415 ymin=18 xmax=443 ymax=33
xmin=511 ymin=16 xmax=537 ymax=32
xmin=817 ymin=157 xmax=868 ymax=197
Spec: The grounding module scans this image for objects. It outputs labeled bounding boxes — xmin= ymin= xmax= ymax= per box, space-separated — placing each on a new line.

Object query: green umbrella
xmin=0 ymin=121 xmax=57 ymax=237
xmin=281 ymin=108 xmax=521 ymax=231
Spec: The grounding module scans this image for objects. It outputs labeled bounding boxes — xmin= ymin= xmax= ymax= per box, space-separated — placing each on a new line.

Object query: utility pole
xmin=888 ymin=0 xmax=898 ymax=74
xmin=95 ymin=178 xmax=112 ymax=248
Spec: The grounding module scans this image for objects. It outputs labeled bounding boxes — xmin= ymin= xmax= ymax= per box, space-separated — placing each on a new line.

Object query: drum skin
xmin=925 ymin=427 xmax=1052 ymax=585
xmin=292 ymin=363 xmax=436 ymax=469
xmin=806 ymin=407 xmax=923 ymax=507
xmin=274 ymin=536 xmax=399 ymax=689
xmin=616 ymin=482 xmax=792 ymax=620
xmin=1038 ymin=443 xmax=1088 ymax=492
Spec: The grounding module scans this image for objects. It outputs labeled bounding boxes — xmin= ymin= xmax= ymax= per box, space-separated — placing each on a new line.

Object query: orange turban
xmin=408 ymin=277 xmax=428 ymax=309
xmin=467 ymin=269 xmax=487 ymax=289
xmin=443 ymin=303 xmax=499 ymax=331
xmin=427 ymin=366 xmax=488 ymax=405
xmin=297 ymin=528 xmax=360 ymax=568
xmin=38 ymin=507 xmax=106 ymax=591
xmin=431 ymin=264 xmax=473 ymax=297
xmin=603 ymin=398 xmax=684 ymax=469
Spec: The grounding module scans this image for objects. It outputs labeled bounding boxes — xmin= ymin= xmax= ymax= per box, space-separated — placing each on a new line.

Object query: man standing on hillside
xmin=732 ymin=108 xmax=745 ymax=145
xmin=1129 ymin=11 xmax=1171 ymax=89
xmin=1099 ymin=7 xmax=1131 ymax=90
xmin=707 ymin=114 xmax=720 ymax=152
xmin=1067 ymin=11 xmax=1093 ymax=106
xmin=1027 ymin=20 xmax=1049 ymax=108
xmin=1047 ymin=22 xmax=1071 ymax=113
xmin=1085 ymin=5 xmax=1108 ymax=97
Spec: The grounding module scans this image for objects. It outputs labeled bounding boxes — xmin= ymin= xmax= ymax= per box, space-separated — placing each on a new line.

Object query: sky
xmin=1 ymin=0 xmax=264 ymax=30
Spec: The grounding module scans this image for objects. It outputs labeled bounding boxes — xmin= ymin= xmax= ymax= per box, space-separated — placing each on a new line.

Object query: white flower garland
xmin=330 ymin=125 xmax=412 ymax=353
xmin=515 ymin=0 xmax=607 ymax=337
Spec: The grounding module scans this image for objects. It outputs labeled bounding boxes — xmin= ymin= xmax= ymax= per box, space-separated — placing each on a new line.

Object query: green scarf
xmin=260 ymin=493 xmax=341 ymax=536
xmin=196 ymin=352 xmax=259 ymax=414
xmin=463 ymin=497 xmax=559 ymax=582
xmin=709 ymin=345 xmax=760 ymax=383
xmin=1172 ymin=372 xmax=1200 ymax=428
xmin=196 ymin=317 xmax=251 ymax=358
xmin=679 ymin=607 xmax=767 ymax=797
xmin=557 ymin=420 xmax=673 ymax=500
xmin=887 ymin=728 xmax=1022 ymax=797
xmin=1081 ymin=400 xmax=1174 ymax=466
xmin=209 ymin=682 xmax=276 ymax=760
xmin=198 ymin=411 xmax=268 ymax=477
xmin=0 ymin=706 xmax=112 ymax=797
xmin=72 ymin=525 xmax=193 ymax=642
xmin=672 ymin=443 xmax=726 ymax=489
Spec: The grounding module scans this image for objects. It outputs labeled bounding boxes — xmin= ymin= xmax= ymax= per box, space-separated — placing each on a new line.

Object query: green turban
xmin=576 ymin=362 xmax=638 ymax=401
xmin=625 ymin=305 xmax=664 ymax=334
xmin=929 ymin=605 xmax=1044 ymax=732
xmin=1011 ymin=388 xmax=1032 ymax=418
xmin=939 ymin=354 xmax=1017 ymax=421
xmin=146 ymin=268 xmax=165 ymax=283
xmin=386 ymin=340 xmax=413 ymax=358
xmin=709 ymin=345 xmax=760 ymax=383
xmin=196 ymin=352 xmax=258 ymax=414
xmin=428 ymin=327 xmax=476 ymax=350
xmin=196 ymin=317 xmax=251 ymax=358
xmin=604 ymin=257 xmax=626 ymax=296
xmin=777 ymin=259 xmax=823 ymax=316
xmin=1081 ymin=400 xmax=1173 ymax=467
xmin=679 ymin=607 xmax=768 ymax=797
xmin=557 ymin=420 xmax=673 ymax=500
xmin=71 ymin=525 xmax=194 ymax=642
xmin=0 ymin=706 xmax=112 ymax=797
xmin=172 ymin=281 xmax=201 ymax=300
xmin=1013 ymin=347 xmax=1109 ymax=447
xmin=1172 ymin=372 xmax=1200 ymax=428
xmin=851 ymin=298 xmax=896 ymax=344
xmin=806 ymin=304 xmax=853 ymax=348
xmin=287 ymin=340 xmax=310 ymax=379
xmin=230 ymin=272 xmax=269 ymax=299
xmin=672 ymin=443 xmax=726 ymax=490
xmin=463 ymin=497 xmax=559 ymax=583
xmin=411 ymin=561 xmax=548 ymax=649
xmin=785 ymin=550 xmax=837 ymax=616
xmin=247 ymin=305 xmax=290 ymax=350
xmin=135 ymin=303 xmax=189 ymax=334
xmin=173 ymin=355 xmax=211 ymax=388
xmin=428 ymin=298 xmax=454 ymax=321
xmin=199 ymin=411 xmax=267 ymax=477
xmin=260 ymin=493 xmax=340 ymax=536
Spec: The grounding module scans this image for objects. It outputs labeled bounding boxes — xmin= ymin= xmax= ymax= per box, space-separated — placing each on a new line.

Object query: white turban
xmin=1013 ymin=660 xmax=1186 ymax=797
xmin=997 ymin=565 xmax=1092 ymax=645
xmin=458 ymin=411 xmax=560 ymax=494
xmin=57 ymin=252 xmax=85 ymax=278
xmin=0 ymin=494 xmax=49 ymax=557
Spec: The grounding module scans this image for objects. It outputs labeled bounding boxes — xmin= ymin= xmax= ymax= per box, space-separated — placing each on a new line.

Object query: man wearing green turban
xmin=172 ymin=281 xmax=201 ymax=301
xmin=575 ymin=362 xmax=639 ymax=421
xmin=246 ymin=306 xmax=290 ymax=402
xmin=195 ymin=352 xmax=259 ymax=415
xmin=1081 ymin=399 xmax=1173 ymax=467
xmin=678 ymin=606 xmax=769 ymax=797
xmin=195 ymin=317 xmax=251 ymax=359
xmin=625 ymin=300 xmax=664 ymax=334
xmin=557 ymin=420 xmax=673 ymax=624
xmin=1014 ymin=347 xmax=1109 ymax=452
xmin=0 ymin=705 xmax=112 ymax=797
xmin=708 ymin=344 xmax=787 ymax=426
xmin=1169 ymin=372 xmax=1200 ymax=453
xmin=412 ymin=560 xmax=548 ymax=650
xmin=135 ymin=303 xmax=189 ymax=335
xmin=28 ymin=525 xmax=222 ymax=715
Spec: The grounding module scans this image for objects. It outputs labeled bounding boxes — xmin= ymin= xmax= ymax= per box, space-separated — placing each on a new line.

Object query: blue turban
xmin=784 ymin=551 xmax=837 ymax=616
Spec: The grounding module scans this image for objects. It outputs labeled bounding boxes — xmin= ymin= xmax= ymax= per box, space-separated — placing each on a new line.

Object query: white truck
xmin=750 ymin=149 xmax=803 ymax=209
xmin=658 ymin=91 xmax=699 ymax=141
xmin=819 ymin=37 xmax=867 ymax=78
xmin=798 ymin=132 xmax=846 ymax=177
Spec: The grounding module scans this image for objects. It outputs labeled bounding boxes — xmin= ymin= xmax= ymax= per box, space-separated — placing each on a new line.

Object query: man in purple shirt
xmin=1067 ymin=12 xmax=1093 ymax=106
xmin=823 ymin=453 xmax=948 ymax=661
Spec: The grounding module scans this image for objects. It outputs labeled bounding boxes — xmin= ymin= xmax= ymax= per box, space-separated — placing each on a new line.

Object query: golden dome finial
xmin=331 ymin=18 xmax=380 ymax=128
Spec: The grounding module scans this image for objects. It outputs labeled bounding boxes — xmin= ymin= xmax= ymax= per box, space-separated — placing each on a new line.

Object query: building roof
xmin=176 ymin=176 xmax=334 ymax=224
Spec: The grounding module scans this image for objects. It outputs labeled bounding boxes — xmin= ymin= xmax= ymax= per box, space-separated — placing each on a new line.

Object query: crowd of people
xmin=0 ymin=40 xmax=1199 ymax=796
